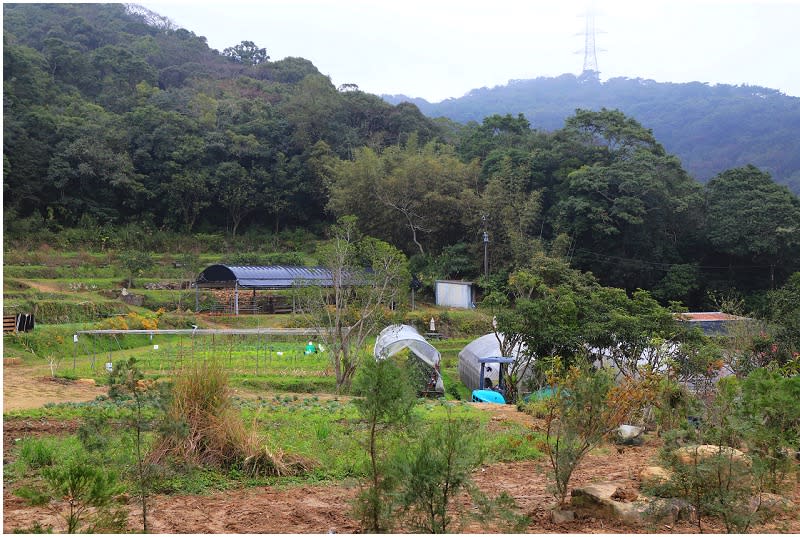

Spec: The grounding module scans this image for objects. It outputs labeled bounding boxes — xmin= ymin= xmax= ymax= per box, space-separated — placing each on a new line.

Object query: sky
xmin=141 ymin=0 xmax=800 ymax=102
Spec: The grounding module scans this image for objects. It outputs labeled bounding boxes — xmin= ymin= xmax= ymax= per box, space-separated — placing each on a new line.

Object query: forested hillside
xmin=384 ymin=74 xmax=800 ymax=193
xmin=4 ymin=3 xmax=800 ymax=313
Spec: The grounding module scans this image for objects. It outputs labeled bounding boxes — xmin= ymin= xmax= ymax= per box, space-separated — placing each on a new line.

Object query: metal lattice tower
xmin=577 ymin=11 xmax=603 ymax=82
xmin=583 ymin=14 xmax=598 ymax=74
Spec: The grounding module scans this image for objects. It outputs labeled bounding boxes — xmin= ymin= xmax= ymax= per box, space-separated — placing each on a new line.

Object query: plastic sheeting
xmin=374 ymin=324 xmax=444 ymax=392
xmin=458 ymin=333 xmax=528 ymax=392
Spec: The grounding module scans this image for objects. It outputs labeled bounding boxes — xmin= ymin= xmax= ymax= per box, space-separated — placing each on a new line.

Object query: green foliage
xmin=17 ymin=438 xmax=58 ymax=469
xmin=351 ymin=357 xmax=417 ymax=533
xmin=117 ymin=249 xmax=155 ymax=288
xmin=544 ymin=361 xmax=627 ymax=506
xmin=398 ymin=406 xmax=484 ymax=533
xmin=16 ymin=459 xmax=127 ymax=534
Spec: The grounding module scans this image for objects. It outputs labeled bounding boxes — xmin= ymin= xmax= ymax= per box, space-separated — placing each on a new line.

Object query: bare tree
xmin=294 ymin=216 xmax=409 ymax=391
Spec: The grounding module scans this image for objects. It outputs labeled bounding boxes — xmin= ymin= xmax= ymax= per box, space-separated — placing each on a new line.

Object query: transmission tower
xmin=577 ymin=11 xmax=603 ymax=82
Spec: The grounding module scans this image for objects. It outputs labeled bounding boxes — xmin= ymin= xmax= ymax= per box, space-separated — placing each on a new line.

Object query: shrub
xmin=398 ymin=406 xmax=484 ymax=533
xmin=18 ymin=438 xmax=57 ymax=469
xmin=150 ymin=360 xmax=311 ymax=477
xmin=16 ymin=459 xmax=128 ymax=534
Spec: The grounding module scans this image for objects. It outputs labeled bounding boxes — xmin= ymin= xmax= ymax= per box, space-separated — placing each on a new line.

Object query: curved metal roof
xmin=196 ymin=265 xmax=334 ymax=289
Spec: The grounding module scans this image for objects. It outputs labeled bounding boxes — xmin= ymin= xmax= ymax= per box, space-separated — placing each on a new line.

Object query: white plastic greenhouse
xmin=457 ymin=333 xmax=528 ymax=392
xmin=373 ymin=324 xmax=444 ymax=393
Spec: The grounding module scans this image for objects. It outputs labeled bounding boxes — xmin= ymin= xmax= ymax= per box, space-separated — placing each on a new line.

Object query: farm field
xmin=3 ymin=249 xmax=799 ymax=534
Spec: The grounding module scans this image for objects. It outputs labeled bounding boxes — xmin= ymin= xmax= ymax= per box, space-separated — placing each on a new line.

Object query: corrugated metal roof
xmin=676 ymin=312 xmax=747 ymax=322
xmin=196 ymin=265 xmax=334 ymax=289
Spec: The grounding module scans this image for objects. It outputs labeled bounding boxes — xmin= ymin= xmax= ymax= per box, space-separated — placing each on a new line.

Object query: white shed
xmin=434 ymin=280 xmax=475 ymax=309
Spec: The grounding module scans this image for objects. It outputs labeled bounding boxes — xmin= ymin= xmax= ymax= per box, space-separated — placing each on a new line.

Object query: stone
xmin=76 ymin=378 xmax=96 ymax=386
xmin=674 ymin=444 xmax=750 ymax=466
xmin=616 ymin=424 xmax=644 ymax=445
xmin=646 ymin=498 xmax=698 ymax=525
xmin=571 ymin=480 xmax=648 ymax=526
xmin=551 ymin=509 xmax=575 ymax=523
xmin=750 ymin=493 xmax=794 ymax=515
xmin=639 ymin=466 xmax=673 ymax=492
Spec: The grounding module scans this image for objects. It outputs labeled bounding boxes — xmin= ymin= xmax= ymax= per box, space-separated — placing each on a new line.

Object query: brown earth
xmin=3 ymin=365 xmax=799 ymax=534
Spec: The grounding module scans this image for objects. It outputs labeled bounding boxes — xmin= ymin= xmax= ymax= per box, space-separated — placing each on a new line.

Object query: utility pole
xmin=483 ymin=231 xmax=489 ymax=279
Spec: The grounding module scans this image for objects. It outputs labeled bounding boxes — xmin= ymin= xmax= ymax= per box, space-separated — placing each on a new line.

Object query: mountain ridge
xmin=382 ymin=74 xmax=800 ymax=192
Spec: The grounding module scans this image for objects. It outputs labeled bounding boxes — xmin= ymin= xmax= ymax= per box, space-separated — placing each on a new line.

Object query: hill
xmin=383 ymin=74 xmax=800 ymax=193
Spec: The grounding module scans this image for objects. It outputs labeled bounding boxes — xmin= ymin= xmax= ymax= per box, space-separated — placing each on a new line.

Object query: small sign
xmin=105 ymin=362 xmax=113 ymax=372
xmin=153 ymin=344 xmax=159 ymax=350
xmin=73 ymin=334 xmax=78 ymax=343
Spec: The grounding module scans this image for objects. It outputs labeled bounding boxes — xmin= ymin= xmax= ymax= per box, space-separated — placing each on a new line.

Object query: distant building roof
xmin=196 ymin=265 xmax=334 ymax=289
xmin=676 ymin=312 xmax=748 ymax=322
xmin=675 ymin=311 xmax=749 ymax=336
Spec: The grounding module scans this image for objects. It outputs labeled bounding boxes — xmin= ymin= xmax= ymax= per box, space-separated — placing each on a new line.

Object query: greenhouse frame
xmin=373 ymin=324 xmax=444 ymax=394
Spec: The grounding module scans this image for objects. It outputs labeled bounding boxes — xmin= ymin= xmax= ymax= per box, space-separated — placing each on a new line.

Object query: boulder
xmin=550 ymin=509 xmax=575 ymax=523
xmin=616 ymin=424 xmax=644 ymax=446
xmin=674 ymin=444 xmax=750 ymax=466
xmin=571 ymin=480 xmax=648 ymax=526
xmin=750 ymin=493 xmax=794 ymax=516
xmin=639 ymin=466 xmax=673 ymax=493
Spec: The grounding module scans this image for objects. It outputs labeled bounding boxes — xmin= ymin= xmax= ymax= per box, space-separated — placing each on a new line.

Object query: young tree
xmin=294 ymin=216 xmax=409 ymax=391
xmin=351 ymin=357 xmax=417 ymax=533
xmin=544 ymin=360 xmax=648 ymax=507
xmin=399 ymin=406 xmax=484 ymax=533
xmin=16 ymin=459 xmax=127 ymax=533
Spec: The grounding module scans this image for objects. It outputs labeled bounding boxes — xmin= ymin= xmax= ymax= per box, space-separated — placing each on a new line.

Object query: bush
xmin=150 ymin=360 xmax=311 ymax=477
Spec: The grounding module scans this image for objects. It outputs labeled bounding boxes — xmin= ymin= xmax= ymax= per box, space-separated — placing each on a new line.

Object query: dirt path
xmin=2 ymin=362 xmax=107 ymax=411
xmin=14 ymin=279 xmax=64 ymax=294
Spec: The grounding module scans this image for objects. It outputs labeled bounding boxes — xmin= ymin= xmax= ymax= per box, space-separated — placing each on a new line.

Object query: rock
xmin=551 ymin=509 xmax=575 ymax=523
xmin=611 ymin=486 xmax=639 ymax=502
xmin=616 ymin=424 xmax=644 ymax=445
xmin=750 ymin=493 xmax=794 ymax=515
xmin=571 ymin=480 xmax=648 ymax=526
xmin=639 ymin=466 xmax=673 ymax=492
xmin=76 ymin=378 xmax=96 ymax=386
xmin=674 ymin=444 xmax=750 ymax=466
xmin=647 ymin=498 xmax=698 ymax=525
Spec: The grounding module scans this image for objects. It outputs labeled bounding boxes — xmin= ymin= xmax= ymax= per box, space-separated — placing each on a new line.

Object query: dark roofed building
xmin=195 ymin=265 xmax=336 ymax=314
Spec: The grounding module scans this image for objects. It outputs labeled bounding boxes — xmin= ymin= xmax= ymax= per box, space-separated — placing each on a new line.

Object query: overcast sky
xmin=142 ymin=0 xmax=800 ymax=102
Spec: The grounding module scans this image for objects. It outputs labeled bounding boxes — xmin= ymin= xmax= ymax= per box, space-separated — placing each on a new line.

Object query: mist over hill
xmin=383 ymin=74 xmax=800 ymax=193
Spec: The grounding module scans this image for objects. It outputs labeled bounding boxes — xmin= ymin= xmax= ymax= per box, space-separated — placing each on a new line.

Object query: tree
xmin=399 ymin=406 xmax=484 ymax=533
xmin=294 ymin=216 xmax=409 ymax=390
xmin=222 ymin=40 xmax=268 ymax=65
xmin=705 ymin=165 xmax=800 ymax=288
xmin=215 ymin=161 xmax=258 ymax=236
xmin=118 ymin=249 xmax=154 ymax=288
xmin=351 ymin=357 xmax=417 ymax=533
xmin=544 ymin=360 xmax=647 ymax=507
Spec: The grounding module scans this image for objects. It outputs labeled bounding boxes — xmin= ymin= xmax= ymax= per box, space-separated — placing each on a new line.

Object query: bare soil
xmin=3 ymin=365 xmax=799 ymax=534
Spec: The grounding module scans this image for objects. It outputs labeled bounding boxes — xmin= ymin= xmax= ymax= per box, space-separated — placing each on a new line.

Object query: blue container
xmin=471 ymin=389 xmax=506 ymax=404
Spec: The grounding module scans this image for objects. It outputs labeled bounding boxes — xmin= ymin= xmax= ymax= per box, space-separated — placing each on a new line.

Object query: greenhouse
xmin=373 ymin=324 xmax=444 ymax=394
xmin=457 ymin=333 xmax=528 ymax=392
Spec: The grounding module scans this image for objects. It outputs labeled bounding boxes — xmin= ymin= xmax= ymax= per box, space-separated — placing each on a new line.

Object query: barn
xmin=194 ymin=265 xmax=335 ymax=314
